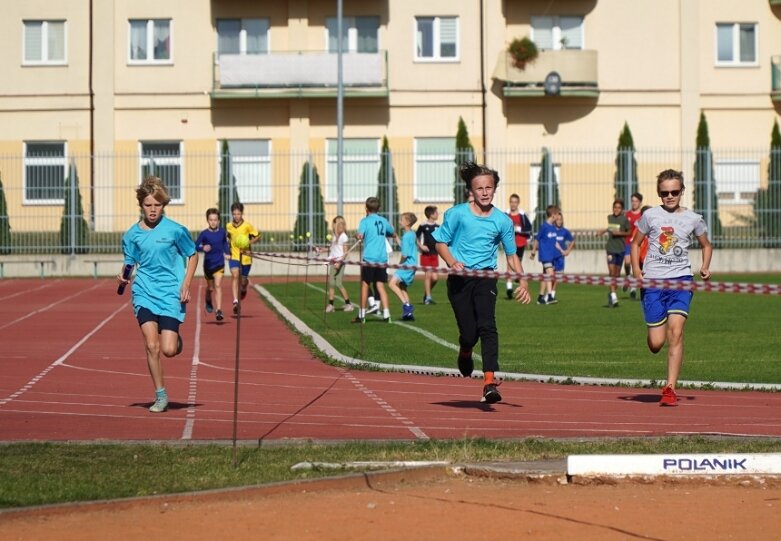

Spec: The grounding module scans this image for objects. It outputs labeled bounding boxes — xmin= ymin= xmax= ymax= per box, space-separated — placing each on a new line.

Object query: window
xmin=326 ymin=139 xmax=380 ymax=202
xmin=714 ymin=160 xmax=760 ymax=204
xmin=716 ymin=23 xmax=757 ymax=65
xmin=23 ymin=20 xmax=66 ymax=64
xmin=326 ymin=16 xmax=379 ymax=53
xmin=24 ymin=142 xmax=66 ymax=203
xmin=221 ymin=140 xmax=272 ymax=203
xmin=129 ymin=19 xmax=171 ymax=63
xmin=141 ymin=142 xmax=182 ymax=201
xmin=217 ymin=18 xmax=269 ymax=56
xmin=415 ymin=16 xmax=458 ymax=61
xmin=531 ymin=16 xmax=583 ymax=50
xmin=414 ymin=138 xmax=455 ymax=202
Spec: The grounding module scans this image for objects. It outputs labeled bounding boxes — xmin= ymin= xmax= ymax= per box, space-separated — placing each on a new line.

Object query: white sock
xmin=383 ymin=308 xmax=390 ymax=318
xmin=359 ymin=308 xmax=365 ymax=318
xmin=368 ymin=296 xmax=376 ymax=306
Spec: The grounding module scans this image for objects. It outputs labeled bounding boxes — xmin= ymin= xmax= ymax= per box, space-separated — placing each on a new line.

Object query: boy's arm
xmin=180 ymin=252 xmax=199 ymax=303
xmin=436 ymin=242 xmax=463 ymax=271
xmin=697 ymin=233 xmax=712 ymax=281
xmin=530 ymin=238 xmax=538 ymax=259
xmin=630 ymin=231 xmax=645 ymax=279
xmin=506 ymin=254 xmax=530 ymax=304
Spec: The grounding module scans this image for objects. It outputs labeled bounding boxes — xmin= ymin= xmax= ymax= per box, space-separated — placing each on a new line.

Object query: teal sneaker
xmin=149 ymin=395 xmax=168 ymax=413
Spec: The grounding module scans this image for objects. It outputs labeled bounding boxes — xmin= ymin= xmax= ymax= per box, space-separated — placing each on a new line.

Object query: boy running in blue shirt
xmin=550 ymin=212 xmax=575 ymax=303
xmin=353 ymin=197 xmax=398 ymax=323
xmin=119 ymin=176 xmax=198 ymax=413
xmin=434 ymin=162 xmax=531 ymax=404
xmin=530 ymin=205 xmax=561 ymax=305
xmin=194 ymin=208 xmax=229 ymax=321
xmin=388 ymin=212 xmax=418 ymax=321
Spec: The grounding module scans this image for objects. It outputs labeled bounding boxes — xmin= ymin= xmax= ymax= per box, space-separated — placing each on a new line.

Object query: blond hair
xmin=332 ymin=215 xmax=347 ymax=236
xmin=136 ymin=176 xmax=171 ymax=207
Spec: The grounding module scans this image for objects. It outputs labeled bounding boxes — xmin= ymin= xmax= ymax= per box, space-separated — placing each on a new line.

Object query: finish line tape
xmin=250 ymin=250 xmax=781 ymax=295
xmin=567 ymin=453 xmax=781 ymax=477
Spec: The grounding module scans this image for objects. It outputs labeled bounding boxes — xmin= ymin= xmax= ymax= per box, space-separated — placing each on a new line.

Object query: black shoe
xmin=506 ymin=288 xmax=513 ymax=299
xmin=216 ymin=310 xmax=224 ymax=321
xmin=175 ymin=334 xmax=183 ymax=356
xmin=537 ymin=295 xmax=547 ymax=305
xmin=457 ymin=349 xmax=474 ymax=378
xmin=233 ymin=302 xmax=239 ymax=315
xmin=351 ymin=316 xmax=365 ymax=324
xmin=383 ymin=316 xmax=391 ymax=323
xmin=205 ymin=295 xmax=213 ymax=313
xmin=240 ymin=286 xmax=248 ymax=300
xmin=481 ymin=383 xmax=502 ymax=404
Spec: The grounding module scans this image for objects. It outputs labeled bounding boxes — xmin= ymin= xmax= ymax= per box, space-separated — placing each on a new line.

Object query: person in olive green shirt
xmin=599 ymin=199 xmax=630 ymax=307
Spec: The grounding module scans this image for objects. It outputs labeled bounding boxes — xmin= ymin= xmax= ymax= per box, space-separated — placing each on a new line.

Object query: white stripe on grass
xmin=279 ymin=283 xmax=781 ymax=392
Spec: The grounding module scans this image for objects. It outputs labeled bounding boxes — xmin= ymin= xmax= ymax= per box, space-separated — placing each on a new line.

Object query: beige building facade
xmin=1 ymin=0 xmax=780 ymax=236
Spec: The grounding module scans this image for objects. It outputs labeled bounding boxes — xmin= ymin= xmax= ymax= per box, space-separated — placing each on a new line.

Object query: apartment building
xmin=0 ymin=0 xmax=779 ymax=236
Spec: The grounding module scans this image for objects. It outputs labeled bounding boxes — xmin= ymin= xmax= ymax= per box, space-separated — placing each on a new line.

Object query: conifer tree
xmin=614 ymin=122 xmax=639 ymax=203
xmin=376 ymin=136 xmax=400 ymax=232
xmin=218 ymin=140 xmax=240 ymax=225
xmin=754 ymin=119 xmax=781 ymax=247
xmin=533 ymin=148 xmax=560 ymax=229
xmin=454 ymin=117 xmax=475 ymax=203
xmin=693 ymin=112 xmax=722 ymax=241
xmin=60 ymin=161 xmax=90 ymax=254
xmin=292 ymin=161 xmax=328 ymax=251
xmin=0 ymin=172 xmax=11 ymax=255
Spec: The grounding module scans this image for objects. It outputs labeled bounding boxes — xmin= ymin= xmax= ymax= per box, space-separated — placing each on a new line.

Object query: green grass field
xmin=261 ymin=273 xmax=781 ymax=385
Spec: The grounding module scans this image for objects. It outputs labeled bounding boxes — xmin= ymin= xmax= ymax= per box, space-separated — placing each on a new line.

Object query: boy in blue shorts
xmin=631 ymin=169 xmax=712 ymax=407
xmin=195 ymin=208 xmax=229 ymax=321
xmin=353 ymin=197 xmax=398 ymax=323
xmin=388 ymin=212 xmax=418 ymax=321
xmin=119 ymin=176 xmax=198 ymax=413
xmin=530 ymin=205 xmax=561 ymax=305
xmin=434 ymin=162 xmax=531 ymax=404
xmin=550 ymin=212 xmax=575 ymax=303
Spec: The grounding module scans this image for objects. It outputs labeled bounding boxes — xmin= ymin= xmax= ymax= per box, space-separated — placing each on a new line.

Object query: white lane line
xmin=0 ymin=301 xmax=128 ymax=408
xmin=0 ymin=282 xmax=102 ymax=331
xmin=181 ymin=284 xmax=203 ymax=440
xmin=0 ymin=280 xmax=59 ymax=302
xmin=303 ymin=282 xmax=482 ymax=361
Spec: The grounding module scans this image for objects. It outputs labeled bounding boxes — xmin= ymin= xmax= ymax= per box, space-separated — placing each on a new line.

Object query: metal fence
xmin=0 ymin=146 xmax=779 ymax=254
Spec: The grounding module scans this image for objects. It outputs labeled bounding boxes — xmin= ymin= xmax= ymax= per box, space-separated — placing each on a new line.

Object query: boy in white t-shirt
xmin=316 ymin=216 xmax=354 ymax=313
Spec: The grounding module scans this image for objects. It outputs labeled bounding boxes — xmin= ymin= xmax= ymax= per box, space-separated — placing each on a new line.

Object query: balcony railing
xmin=492 ymin=49 xmax=599 ymax=98
xmin=211 ymin=51 xmax=388 ymax=99
xmin=772 ymin=56 xmax=781 ymax=102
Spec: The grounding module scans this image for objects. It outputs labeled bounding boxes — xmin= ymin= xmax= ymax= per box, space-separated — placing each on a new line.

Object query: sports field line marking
xmin=0 ymin=282 xmax=102 ymax=331
xmin=283 ymin=283 xmax=781 ymax=392
xmin=257 ymin=284 xmax=430 ymax=440
xmin=0 ymin=280 xmax=59 ymax=302
xmin=303 ymin=282 xmax=483 ymax=361
xmin=0 ymin=301 xmax=128 ymax=408
xmin=181 ymin=284 xmax=204 ymax=440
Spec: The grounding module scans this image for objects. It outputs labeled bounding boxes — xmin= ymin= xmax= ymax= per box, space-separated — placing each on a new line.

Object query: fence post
xmin=385 ymin=150 xmax=394 ymax=228
xmin=624 ymin=148 xmax=632 ymax=202
xmin=705 ymin=148 xmax=714 ymax=239
xmin=545 ymin=147 xmax=554 ymax=206
xmin=69 ymin=161 xmax=76 ymax=256
xmin=306 ymin=158 xmax=314 ymax=247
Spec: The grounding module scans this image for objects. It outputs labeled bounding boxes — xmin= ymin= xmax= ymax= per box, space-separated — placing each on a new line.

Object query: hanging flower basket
xmin=508 ymin=37 xmax=538 ymax=70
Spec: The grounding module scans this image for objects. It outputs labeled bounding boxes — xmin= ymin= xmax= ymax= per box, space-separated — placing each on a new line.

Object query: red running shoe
xmin=659 ymin=386 xmax=678 ymax=407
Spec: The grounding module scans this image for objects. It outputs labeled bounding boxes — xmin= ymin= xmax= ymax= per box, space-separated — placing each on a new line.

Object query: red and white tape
xmin=248 ymin=250 xmax=781 ymax=296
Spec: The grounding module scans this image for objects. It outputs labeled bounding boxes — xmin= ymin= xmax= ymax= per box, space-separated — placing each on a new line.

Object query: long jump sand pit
xmin=1 ymin=468 xmax=779 ymax=541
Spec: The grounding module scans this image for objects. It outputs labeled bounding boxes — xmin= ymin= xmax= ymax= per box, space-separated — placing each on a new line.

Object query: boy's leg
xmin=213 ymin=273 xmax=223 ymax=311
xmin=230 ymin=266 xmax=240 ymax=303
xmin=205 ymin=277 xmax=214 ymax=312
xmin=664 ymin=314 xmax=687 ymax=389
xmin=375 ymin=282 xmax=391 ymax=318
xmin=140 ymin=322 xmax=165 ymax=390
xmin=388 ymin=276 xmax=403 ymax=302
xmin=447 ymin=276 xmax=479 ymax=352
xmin=473 ymin=278 xmax=500 ymax=373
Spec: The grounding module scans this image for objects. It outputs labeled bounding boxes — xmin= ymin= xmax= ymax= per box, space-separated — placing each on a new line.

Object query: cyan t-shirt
xmin=432 ymin=203 xmax=515 ymax=270
xmin=394 ymin=229 xmax=419 ymax=284
xmin=122 ymin=215 xmax=197 ymax=322
xmin=358 ymin=213 xmax=395 ymax=263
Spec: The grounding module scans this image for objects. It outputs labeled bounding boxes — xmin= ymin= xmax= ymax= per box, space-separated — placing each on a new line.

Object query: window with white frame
xmin=529 ymin=162 xmax=562 ymax=220
xmin=129 ymin=19 xmax=171 ymax=63
xmin=326 ymin=16 xmax=379 ymax=53
xmin=531 ymin=16 xmax=583 ymax=50
xmin=221 ymin=140 xmax=272 ymax=203
xmin=414 ymin=138 xmax=455 ymax=202
xmin=23 ymin=20 xmax=66 ymax=64
xmin=326 ymin=139 xmax=380 ymax=202
xmin=415 ymin=16 xmax=458 ymax=61
xmin=141 ymin=142 xmax=182 ymax=201
xmin=714 ymin=160 xmax=760 ymax=204
xmin=24 ymin=142 xmax=66 ymax=203
xmin=716 ymin=23 xmax=757 ymax=65
xmin=217 ymin=18 xmax=269 ymax=56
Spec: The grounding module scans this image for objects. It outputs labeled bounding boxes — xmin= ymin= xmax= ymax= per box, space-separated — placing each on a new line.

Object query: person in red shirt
xmin=624 ymin=192 xmax=643 ymax=299
xmin=505 ymin=194 xmax=533 ymax=299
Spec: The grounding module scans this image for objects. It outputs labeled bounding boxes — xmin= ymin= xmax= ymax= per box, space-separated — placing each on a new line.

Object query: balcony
xmin=211 ymin=51 xmax=388 ymax=99
xmin=492 ymin=49 xmax=599 ymax=98
xmin=773 ymin=56 xmax=781 ymax=103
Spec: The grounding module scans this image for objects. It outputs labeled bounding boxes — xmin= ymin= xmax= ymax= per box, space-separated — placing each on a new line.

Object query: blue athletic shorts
xmin=229 ymin=259 xmax=251 ymax=276
xmin=641 ymin=276 xmax=694 ymax=327
xmin=553 ymin=256 xmax=565 ymax=272
xmin=607 ymin=252 xmax=623 ymax=267
xmin=136 ymin=307 xmax=181 ymax=333
xmin=541 ymin=260 xmax=554 ymax=271
xmin=624 ymin=244 xmax=632 ymax=256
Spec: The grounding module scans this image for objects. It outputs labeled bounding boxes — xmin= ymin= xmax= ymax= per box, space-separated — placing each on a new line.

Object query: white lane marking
xmin=0 ymin=282 xmax=102 ymax=331
xmin=181 ymin=284 xmax=204 ymax=440
xmin=0 ymin=280 xmax=59 ymax=302
xmin=0 ymin=301 xmax=128 ymax=407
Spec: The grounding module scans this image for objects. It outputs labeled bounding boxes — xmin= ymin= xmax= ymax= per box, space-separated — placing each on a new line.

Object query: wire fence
xmin=0 ymin=146 xmax=779 ymax=254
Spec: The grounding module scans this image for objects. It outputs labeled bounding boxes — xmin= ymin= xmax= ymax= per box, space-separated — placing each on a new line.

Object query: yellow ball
xmin=234 ymin=234 xmax=250 ymax=250
xmin=326 ymin=234 xmax=333 ymax=241
xmin=306 ymin=231 xmax=311 ymax=238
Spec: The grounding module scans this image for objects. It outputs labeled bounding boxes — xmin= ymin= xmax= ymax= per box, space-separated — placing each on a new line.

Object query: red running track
xmin=0 ymin=278 xmax=779 ymax=442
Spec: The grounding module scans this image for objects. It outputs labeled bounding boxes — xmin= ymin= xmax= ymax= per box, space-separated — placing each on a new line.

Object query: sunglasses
xmin=659 ymin=190 xmax=682 ymax=198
